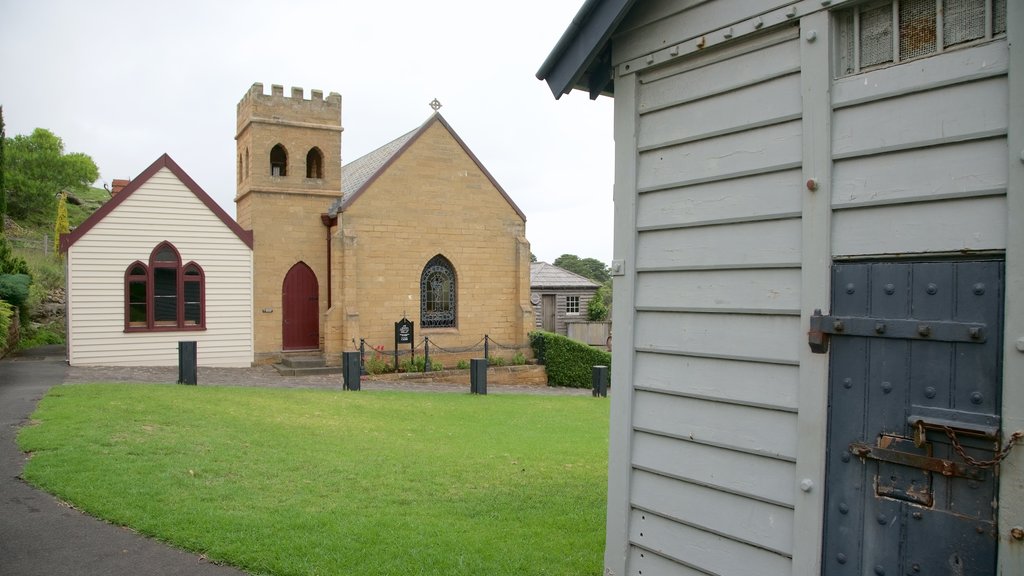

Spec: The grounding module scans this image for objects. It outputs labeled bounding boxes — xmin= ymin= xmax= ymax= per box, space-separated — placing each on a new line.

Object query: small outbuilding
xmin=61 ymin=154 xmax=254 ymax=367
xmin=541 ymin=1 xmax=1022 ymax=575
xmin=529 ymin=261 xmax=601 ymax=335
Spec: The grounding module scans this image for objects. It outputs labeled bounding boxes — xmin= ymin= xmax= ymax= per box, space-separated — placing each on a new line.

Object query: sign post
xmin=395 ymin=317 xmax=414 ymax=371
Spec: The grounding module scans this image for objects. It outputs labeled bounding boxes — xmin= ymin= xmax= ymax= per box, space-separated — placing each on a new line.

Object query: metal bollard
xmin=592 ymin=365 xmax=608 ymax=397
xmin=342 ymin=351 xmax=361 ymax=391
xmin=178 ymin=341 xmax=197 ymax=385
xmin=470 ymin=358 xmax=488 ymax=395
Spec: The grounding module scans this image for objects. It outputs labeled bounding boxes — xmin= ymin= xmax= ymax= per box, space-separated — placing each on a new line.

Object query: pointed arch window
xmin=306 ymin=147 xmax=324 ymax=179
xmin=420 ymin=255 xmax=457 ymax=328
xmin=270 ymin=144 xmax=288 ymax=177
xmin=124 ymin=241 xmax=205 ymax=331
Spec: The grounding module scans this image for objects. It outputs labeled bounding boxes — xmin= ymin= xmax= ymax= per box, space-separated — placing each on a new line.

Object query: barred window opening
xmin=835 ymin=0 xmax=1006 ymax=77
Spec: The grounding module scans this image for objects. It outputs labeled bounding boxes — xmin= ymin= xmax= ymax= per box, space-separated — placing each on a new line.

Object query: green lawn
xmin=17 ymin=384 xmax=609 ymax=576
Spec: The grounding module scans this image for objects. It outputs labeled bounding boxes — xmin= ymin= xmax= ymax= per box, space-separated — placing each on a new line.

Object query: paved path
xmin=1 ymin=347 xmax=588 ymax=575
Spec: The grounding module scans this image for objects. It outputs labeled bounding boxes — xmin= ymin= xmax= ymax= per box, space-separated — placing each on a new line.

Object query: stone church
xmin=234 ymin=83 xmax=533 ymax=365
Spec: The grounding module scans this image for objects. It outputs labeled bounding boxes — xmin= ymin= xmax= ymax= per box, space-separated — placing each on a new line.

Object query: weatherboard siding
xmin=66 ymin=168 xmax=253 ymax=367
xmin=603 ymin=1 xmax=1015 ymax=574
xmin=830 ymin=39 xmax=1010 ymax=257
xmin=615 ymin=16 xmax=803 ymax=575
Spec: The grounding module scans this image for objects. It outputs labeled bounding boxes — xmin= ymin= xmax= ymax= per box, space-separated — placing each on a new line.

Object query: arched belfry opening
xmin=306 ymin=147 xmax=324 ymax=179
xmin=270 ymin=144 xmax=288 ymax=177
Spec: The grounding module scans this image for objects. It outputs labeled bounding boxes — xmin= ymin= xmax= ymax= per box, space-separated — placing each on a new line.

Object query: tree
xmin=0 ymin=106 xmax=7 ymax=224
xmin=4 ymin=128 xmax=98 ymax=224
xmin=53 ymin=192 xmax=69 ymax=257
xmin=553 ymin=253 xmax=610 ymax=284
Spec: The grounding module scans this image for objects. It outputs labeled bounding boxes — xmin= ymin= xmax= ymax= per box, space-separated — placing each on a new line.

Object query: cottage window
xmin=835 ymin=0 xmax=1006 ymax=77
xmin=124 ymin=242 xmax=205 ymax=331
xmin=306 ymin=147 xmax=324 ymax=179
xmin=566 ymin=295 xmax=581 ymax=315
xmin=420 ymin=255 xmax=457 ymax=328
xmin=270 ymin=144 xmax=288 ymax=177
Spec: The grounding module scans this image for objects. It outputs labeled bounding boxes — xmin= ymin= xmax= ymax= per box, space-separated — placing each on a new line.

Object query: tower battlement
xmin=237 ymin=82 xmax=342 ymax=132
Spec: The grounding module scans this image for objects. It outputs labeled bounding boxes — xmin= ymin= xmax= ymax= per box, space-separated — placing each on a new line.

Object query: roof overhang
xmin=536 ymin=0 xmax=636 ymax=100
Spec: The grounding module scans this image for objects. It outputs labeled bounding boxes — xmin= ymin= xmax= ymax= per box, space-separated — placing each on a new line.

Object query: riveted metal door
xmin=821 ymin=260 xmax=1003 ymax=576
xmin=282 ymin=262 xmax=319 ymax=350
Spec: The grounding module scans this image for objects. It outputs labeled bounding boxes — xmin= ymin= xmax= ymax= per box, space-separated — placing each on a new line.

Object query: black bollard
xmin=343 ymin=351 xmax=361 ymax=391
xmin=178 ymin=341 xmax=197 ymax=385
xmin=470 ymin=358 xmax=488 ymax=395
xmin=592 ymin=365 xmax=608 ymax=397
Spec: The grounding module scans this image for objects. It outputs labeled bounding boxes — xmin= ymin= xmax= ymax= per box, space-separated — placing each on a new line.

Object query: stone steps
xmin=274 ymin=355 xmax=344 ymax=376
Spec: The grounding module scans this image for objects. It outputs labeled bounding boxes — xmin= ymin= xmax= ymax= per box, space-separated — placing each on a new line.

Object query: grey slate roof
xmin=328 ymin=127 xmax=418 ymax=216
xmin=530 ymin=262 xmax=601 ymax=290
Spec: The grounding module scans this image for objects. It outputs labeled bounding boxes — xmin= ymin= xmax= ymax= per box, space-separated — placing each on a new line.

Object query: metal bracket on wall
xmin=808 ymin=309 xmax=987 ymax=353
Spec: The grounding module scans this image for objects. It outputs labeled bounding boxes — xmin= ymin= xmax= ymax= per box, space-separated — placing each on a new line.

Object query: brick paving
xmin=62 ymin=363 xmax=593 ymax=396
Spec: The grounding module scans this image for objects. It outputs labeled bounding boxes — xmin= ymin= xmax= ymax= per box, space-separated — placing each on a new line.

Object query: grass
xmin=17 ymin=384 xmax=609 ymax=576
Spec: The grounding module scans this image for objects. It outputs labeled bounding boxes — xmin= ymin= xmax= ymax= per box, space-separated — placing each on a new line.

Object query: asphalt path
xmin=0 ymin=346 xmax=247 ymax=576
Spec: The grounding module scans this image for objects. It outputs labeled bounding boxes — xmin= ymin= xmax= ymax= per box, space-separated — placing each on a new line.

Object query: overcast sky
xmin=0 ymin=0 xmax=614 ymax=265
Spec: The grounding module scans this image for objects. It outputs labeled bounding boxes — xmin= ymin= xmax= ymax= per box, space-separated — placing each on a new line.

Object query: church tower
xmin=235 ymin=83 xmax=343 ymax=361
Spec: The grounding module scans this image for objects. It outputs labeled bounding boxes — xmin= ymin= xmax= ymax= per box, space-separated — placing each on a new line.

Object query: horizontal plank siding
xmin=636 ymin=218 xmax=802 ymax=270
xmin=633 ymin=431 xmax=796 ymax=506
xmin=832 ymin=138 xmax=1008 ymax=209
xmin=618 ymin=18 xmax=804 ymax=576
xmin=832 ymin=195 xmax=1008 ymax=256
xmin=832 ymin=76 xmax=1008 ymax=159
xmin=67 ymin=168 xmax=253 ymax=367
xmin=637 ymin=169 xmax=802 ymax=229
xmin=629 ymin=510 xmax=793 ymax=576
xmin=631 ymin=469 xmax=795 ymax=556
xmin=633 ymin=391 xmax=798 ymax=460
xmin=634 ymin=351 xmax=799 ymax=411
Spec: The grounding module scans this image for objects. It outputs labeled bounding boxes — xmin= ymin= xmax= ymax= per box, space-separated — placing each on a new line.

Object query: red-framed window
xmin=124 ymin=242 xmax=205 ymax=331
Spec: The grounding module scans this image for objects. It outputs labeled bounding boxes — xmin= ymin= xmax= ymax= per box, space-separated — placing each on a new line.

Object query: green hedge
xmin=529 ymin=330 xmax=611 ymax=388
xmin=0 ymin=299 xmax=14 ymax=356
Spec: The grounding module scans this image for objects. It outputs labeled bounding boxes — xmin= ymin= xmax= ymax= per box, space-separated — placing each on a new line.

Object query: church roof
xmin=530 ymin=262 xmax=601 ymax=290
xmin=328 ymin=113 xmax=526 ymax=221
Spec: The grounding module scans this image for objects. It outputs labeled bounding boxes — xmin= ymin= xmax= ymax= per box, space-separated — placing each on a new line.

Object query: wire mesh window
xmin=420 ymin=255 xmax=457 ymax=328
xmin=835 ymin=0 xmax=1007 ymax=77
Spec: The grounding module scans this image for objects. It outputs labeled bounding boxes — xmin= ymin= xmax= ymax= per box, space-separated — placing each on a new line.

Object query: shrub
xmin=528 ymin=331 xmax=549 ymax=364
xmin=586 ymin=295 xmax=609 ymax=321
xmin=0 ymin=299 xmax=13 ymax=353
xmin=400 ymin=356 xmax=442 ymax=373
xmin=511 ymin=351 xmax=527 ymax=366
xmin=363 ymin=345 xmax=394 ymax=375
xmin=488 ymin=355 xmax=506 ymax=367
xmin=456 ymin=359 xmax=469 ymax=370
xmin=529 ymin=331 xmax=611 ymax=388
xmin=0 ymin=273 xmax=31 ymax=314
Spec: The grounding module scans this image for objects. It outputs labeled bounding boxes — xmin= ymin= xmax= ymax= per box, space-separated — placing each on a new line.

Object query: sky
xmin=0 ymin=0 xmax=614 ymax=265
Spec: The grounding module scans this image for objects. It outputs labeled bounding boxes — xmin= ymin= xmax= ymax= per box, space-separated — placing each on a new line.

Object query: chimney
xmin=111 ymin=179 xmax=130 ymax=196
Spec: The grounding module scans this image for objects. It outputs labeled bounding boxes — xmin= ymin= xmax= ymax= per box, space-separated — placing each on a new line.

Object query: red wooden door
xmin=282 ymin=262 xmax=319 ymax=350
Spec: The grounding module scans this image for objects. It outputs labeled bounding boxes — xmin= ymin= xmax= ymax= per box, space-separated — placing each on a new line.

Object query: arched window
xmin=420 ymin=255 xmax=456 ymax=328
xmin=306 ymin=147 xmax=324 ymax=179
xmin=237 ymin=153 xmax=242 ymax=183
xmin=270 ymin=144 xmax=288 ymax=177
xmin=124 ymin=241 xmax=205 ymax=331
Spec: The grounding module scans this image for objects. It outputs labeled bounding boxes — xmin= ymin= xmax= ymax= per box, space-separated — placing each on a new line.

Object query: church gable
xmin=332 ymin=114 xmax=525 ymax=222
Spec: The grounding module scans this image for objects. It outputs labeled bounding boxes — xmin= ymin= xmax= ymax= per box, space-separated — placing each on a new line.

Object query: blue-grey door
xmin=821 ymin=260 xmax=1003 ymax=575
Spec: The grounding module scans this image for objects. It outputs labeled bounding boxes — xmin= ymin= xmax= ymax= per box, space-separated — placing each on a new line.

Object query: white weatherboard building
xmin=540 ymin=1 xmax=1022 ymax=575
xmin=61 ymin=154 xmax=254 ymax=367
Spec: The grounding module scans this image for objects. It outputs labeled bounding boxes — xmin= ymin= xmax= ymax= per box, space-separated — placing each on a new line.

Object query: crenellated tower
xmin=235 ymin=83 xmax=343 ymax=361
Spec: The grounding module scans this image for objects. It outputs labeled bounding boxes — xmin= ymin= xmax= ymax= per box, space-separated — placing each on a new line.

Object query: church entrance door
xmin=282 ymin=262 xmax=319 ymax=350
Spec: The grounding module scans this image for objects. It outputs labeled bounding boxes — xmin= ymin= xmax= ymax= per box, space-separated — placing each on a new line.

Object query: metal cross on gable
xmin=429 ymin=98 xmax=442 ymax=111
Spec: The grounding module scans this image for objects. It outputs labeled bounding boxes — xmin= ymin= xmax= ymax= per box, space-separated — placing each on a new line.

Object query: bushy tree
xmin=553 ymin=253 xmax=610 ymax=284
xmin=4 ymin=128 xmax=98 ymax=223
xmin=0 ymin=106 xmax=7 ymax=223
xmin=53 ymin=192 xmax=69 ymax=257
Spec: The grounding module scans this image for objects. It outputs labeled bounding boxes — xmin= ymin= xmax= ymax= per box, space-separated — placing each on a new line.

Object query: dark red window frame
xmin=124 ymin=241 xmax=206 ymax=332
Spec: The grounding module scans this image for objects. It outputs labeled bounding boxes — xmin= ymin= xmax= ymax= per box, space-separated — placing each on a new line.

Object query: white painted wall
xmin=66 ymin=167 xmax=253 ymax=367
